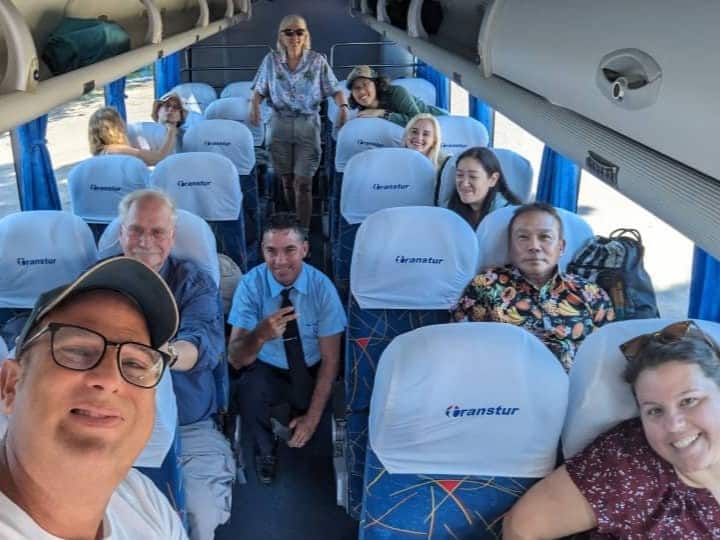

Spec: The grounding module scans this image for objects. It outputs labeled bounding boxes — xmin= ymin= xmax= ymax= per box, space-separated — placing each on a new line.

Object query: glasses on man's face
xmin=123 ymin=224 xmax=171 ymax=242
xmin=20 ymin=323 xmax=175 ymax=389
xmin=620 ymin=320 xmax=716 ymax=362
xmin=281 ymin=28 xmax=306 ymax=37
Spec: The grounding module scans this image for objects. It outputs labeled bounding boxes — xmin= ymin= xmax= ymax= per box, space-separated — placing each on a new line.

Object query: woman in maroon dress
xmin=503 ymin=320 xmax=720 ymax=539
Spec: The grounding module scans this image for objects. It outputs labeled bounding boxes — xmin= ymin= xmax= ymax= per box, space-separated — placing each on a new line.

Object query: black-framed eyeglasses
xmin=281 ymin=28 xmax=306 ymax=37
xmin=620 ymin=320 xmax=718 ymax=362
xmin=20 ymin=323 xmax=175 ymax=389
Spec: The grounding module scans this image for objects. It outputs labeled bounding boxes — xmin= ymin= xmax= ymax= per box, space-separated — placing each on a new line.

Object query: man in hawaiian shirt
xmin=451 ymin=202 xmax=614 ymax=371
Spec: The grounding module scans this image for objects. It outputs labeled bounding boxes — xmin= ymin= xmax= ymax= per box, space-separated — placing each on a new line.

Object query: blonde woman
xmin=88 ymin=106 xmax=176 ymax=166
xmin=250 ymin=14 xmax=348 ymax=230
xmin=403 ymin=113 xmax=448 ymax=170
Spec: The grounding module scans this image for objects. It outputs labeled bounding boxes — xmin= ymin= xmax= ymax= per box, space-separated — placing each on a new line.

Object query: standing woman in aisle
xmin=250 ymin=14 xmax=349 ymax=231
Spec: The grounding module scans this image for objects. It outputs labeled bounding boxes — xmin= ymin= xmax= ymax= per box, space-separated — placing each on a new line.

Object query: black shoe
xmin=255 ymin=453 xmax=277 ymax=485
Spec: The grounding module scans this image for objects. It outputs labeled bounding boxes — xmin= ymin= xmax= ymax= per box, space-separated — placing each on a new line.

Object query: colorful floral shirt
xmin=566 ymin=418 xmax=720 ymax=539
xmin=450 ymin=265 xmax=614 ymax=371
xmin=252 ymin=49 xmax=339 ymax=115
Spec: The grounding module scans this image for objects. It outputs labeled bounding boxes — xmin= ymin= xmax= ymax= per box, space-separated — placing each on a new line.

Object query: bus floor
xmin=216 ymin=408 xmax=358 ymax=540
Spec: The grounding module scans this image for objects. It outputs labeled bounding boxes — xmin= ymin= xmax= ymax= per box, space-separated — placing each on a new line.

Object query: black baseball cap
xmin=14 ymin=256 xmax=179 ymax=353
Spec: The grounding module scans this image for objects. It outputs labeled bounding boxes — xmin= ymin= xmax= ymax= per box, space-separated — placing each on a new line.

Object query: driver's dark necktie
xmin=280 ymin=288 xmax=314 ymax=411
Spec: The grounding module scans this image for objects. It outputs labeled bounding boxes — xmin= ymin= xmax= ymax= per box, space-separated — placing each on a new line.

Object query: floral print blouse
xmin=566 ymin=418 xmax=720 ymax=539
xmin=252 ymin=49 xmax=339 ymax=115
xmin=450 ymin=264 xmax=615 ymax=371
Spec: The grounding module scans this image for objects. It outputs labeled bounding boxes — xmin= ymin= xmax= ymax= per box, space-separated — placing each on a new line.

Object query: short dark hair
xmin=262 ymin=213 xmax=308 ymax=242
xmin=508 ymin=202 xmax=564 ymax=242
xmin=348 ymin=76 xmax=392 ymax=110
xmin=623 ymin=328 xmax=720 ymax=389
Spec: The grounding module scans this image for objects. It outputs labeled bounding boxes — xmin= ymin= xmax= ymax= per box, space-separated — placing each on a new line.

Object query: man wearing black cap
xmin=0 ymin=257 xmax=187 ymax=539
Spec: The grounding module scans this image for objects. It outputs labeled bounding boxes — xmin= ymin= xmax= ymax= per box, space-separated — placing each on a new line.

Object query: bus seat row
xmin=356 ymin=318 xmax=720 ymax=538
xmin=339 ymin=204 xmax=594 ymax=516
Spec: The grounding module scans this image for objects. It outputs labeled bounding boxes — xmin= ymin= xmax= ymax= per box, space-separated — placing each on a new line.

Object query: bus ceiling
xmin=351 ymin=0 xmax=720 ymax=261
xmin=0 ymin=0 xmax=250 ymax=129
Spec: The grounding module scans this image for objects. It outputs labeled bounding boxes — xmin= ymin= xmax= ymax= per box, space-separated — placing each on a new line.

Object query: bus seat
xmin=437 ymin=149 xmax=534 ymax=208
xmin=183 ymin=119 xmax=260 ymax=268
xmin=171 ymin=82 xmax=218 ymax=114
xmin=150 ymin=152 xmax=248 ymax=271
xmin=97 ymin=208 xmax=221 ymax=286
xmin=391 ymin=77 xmax=437 ymax=108
xmin=127 ymin=121 xmax=168 ymax=151
xmin=67 ymin=155 xmax=150 ymax=240
xmin=475 ymin=205 xmax=594 ymax=272
xmin=205 ymin=97 xmax=266 ymax=148
xmin=436 ymin=115 xmax=489 ymax=156
xmin=0 ymin=210 xmax=98 ymax=312
xmin=343 ymin=206 xmax=478 ymax=517
xmin=360 ymin=322 xmax=567 ymax=539
xmin=335 ymin=148 xmax=436 ymax=298
xmin=494 ymin=148 xmax=534 ymax=203
xmin=220 ymin=81 xmax=253 ymax=99
xmin=562 ymin=319 xmax=720 ymax=459
xmin=326 ymin=82 xmax=352 ymax=141
xmin=331 ymin=118 xmax=404 ymax=273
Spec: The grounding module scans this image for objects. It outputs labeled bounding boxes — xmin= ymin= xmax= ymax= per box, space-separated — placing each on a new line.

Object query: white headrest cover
xmin=334 ymin=118 xmax=404 ymax=173
xmin=171 ymin=82 xmax=218 ymax=113
xmin=437 ymin=153 xmax=459 ymax=208
xmin=475 ymin=205 xmax=594 ymax=272
xmin=127 ymin=122 xmax=168 ymax=151
xmin=220 ymin=81 xmax=253 ymax=99
xmin=150 ymin=152 xmax=242 ymax=221
xmin=341 ymin=148 xmax=436 ymax=225
xmin=68 ymin=156 xmax=150 ymax=223
xmin=98 ymin=209 xmax=221 ymax=286
xmin=494 ymin=148 xmax=533 ymax=203
xmin=350 ymin=207 xmax=478 ymax=310
xmin=562 ymin=318 xmax=720 ymax=458
xmin=391 ymin=77 xmax=437 ymax=107
xmin=0 ymin=336 xmax=7 ymax=361
xmin=326 ymin=86 xmax=351 ymax=127
xmin=0 ymin=211 xmax=98 ymax=308
xmin=183 ymin=119 xmax=256 ymax=175
xmin=134 ymin=368 xmax=178 ymax=468
xmin=204 ymin=97 xmax=264 ymax=147
xmin=370 ymin=322 xmax=568 ymax=476
xmin=437 ymin=116 xmax=489 ymax=155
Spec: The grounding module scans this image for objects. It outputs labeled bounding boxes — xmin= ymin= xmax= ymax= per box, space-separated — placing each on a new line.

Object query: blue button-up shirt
xmin=228 ymin=263 xmax=346 ymax=369
xmin=252 ymin=49 xmax=339 ymax=116
xmin=160 ymin=257 xmax=225 ymax=426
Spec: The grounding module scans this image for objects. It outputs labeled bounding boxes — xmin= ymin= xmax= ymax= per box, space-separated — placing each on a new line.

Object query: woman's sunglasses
xmin=282 ymin=28 xmax=306 ymax=37
xmin=620 ymin=320 xmax=717 ymax=362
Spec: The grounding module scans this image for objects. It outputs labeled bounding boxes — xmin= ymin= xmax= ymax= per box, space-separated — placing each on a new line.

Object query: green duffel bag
xmin=42 ymin=17 xmax=131 ymax=76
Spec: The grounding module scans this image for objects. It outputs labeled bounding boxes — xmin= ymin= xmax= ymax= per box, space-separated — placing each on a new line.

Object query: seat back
xmin=562 ymin=318 xmax=720 ymax=458
xmin=326 ymin=81 xmax=353 ymax=138
xmin=344 ymin=206 xmax=479 ymax=517
xmin=334 ymin=118 xmax=404 ymax=174
xmin=67 ymin=155 xmax=150 ymax=239
xmin=391 ymin=77 xmax=437 ymax=107
xmin=220 ymin=81 xmax=254 ymax=99
xmin=335 ymin=148 xmax=436 ymax=296
xmin=127 ymin=121 xmax=168 ymax=151
xmin=360 ymin=322 xmax=567 ymax=539
xmin=437 ymin=148 xmax=534 ymax=208
xmin=97 ymin=209 xmax=221 ymax=285
xmin=150 ymin=152 xmax=247 ymax=270
xmin=171 ymin=82 xmax=218 ymax=114
xmin=0 ymin=211 xmax=98 ymax=310
xmin=436 ymin=115 xmax=489 ymax=156
xmin=475 ymin=204 xmax=594 ymax=271
xmin=205 ymin=97 xmax=265 ymax=148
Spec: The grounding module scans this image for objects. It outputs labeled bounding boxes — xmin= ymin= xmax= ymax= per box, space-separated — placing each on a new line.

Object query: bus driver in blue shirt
xmin=228 ymin=213 xmax=346 ymax=485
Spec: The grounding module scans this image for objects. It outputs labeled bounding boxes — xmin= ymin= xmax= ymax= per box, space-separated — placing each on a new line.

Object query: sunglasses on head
xmin=282 ymin=28 xmax=306 ymax=37
xmin=620 ymin=320 xmax=717 ymax=362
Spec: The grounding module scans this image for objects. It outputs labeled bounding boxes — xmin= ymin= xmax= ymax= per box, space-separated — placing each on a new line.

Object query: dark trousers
xmin=232 ymin=359 xmax=318 ymax=456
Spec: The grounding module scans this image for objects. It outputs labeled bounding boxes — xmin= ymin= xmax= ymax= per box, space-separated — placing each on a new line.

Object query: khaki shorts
xmin=268 ymin=113 xmax=321 ymax=177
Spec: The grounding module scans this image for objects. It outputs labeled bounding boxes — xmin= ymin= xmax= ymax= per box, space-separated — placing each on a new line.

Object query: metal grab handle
xmin=0 ymin=0 xmax=39 ymax=93
xmin=141 ymin=0 xmax=162 ymax=45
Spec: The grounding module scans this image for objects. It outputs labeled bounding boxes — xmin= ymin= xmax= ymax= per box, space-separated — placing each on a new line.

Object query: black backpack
xmin=568 ymin=228 xmax=660 ymax=321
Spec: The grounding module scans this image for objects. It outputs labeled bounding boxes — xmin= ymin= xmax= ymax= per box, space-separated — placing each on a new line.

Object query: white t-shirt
xmin=0 ymin=469 xmax=188 ymax=539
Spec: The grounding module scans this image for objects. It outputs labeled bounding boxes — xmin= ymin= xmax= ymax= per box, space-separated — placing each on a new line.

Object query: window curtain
xmin=536 ymin=146 xmax=580 ymax=212
xmin=155 ymin=53 xmax=181 ymax=98
xmin=104 ymin=77 xmax=127 ymax=122
xmin=16 ymin=116 xmax=61 ymax=210
xmin=468 ymin=95 xmax=494 ymax=146
xmin=688 ymin=247 xmax=720 ymax=321
xmin=416 ymin=60 xmax=449 ymax=110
